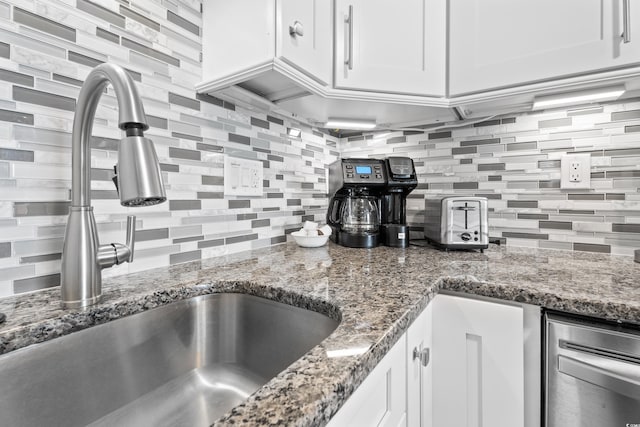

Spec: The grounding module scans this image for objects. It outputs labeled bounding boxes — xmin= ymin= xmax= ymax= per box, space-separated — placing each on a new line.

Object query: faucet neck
xmin=71 ymin=64 xmax=148 ymax=207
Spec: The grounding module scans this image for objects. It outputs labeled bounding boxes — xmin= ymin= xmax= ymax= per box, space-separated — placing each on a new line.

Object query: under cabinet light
xmin=532 ymin=85 xmax=625 ymax=110
xmin=287 ymin=127 xmax=301 ymax=137
xmin=325 ymin=118 xmax=377 ymax=130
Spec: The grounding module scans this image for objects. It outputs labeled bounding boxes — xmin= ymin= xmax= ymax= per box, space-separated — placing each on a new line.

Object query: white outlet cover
xmin=560 ymin=153 xmax=591 ymax=189
xmin=224 ymin=156 xmax=263 ymax=196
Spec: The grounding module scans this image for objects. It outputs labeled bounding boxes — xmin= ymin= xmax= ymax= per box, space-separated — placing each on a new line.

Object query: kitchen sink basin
xmin=0 ymin=293 xmax=339 ymax=426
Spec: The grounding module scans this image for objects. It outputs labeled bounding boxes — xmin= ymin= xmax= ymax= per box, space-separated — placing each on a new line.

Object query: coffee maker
xmin=327 ymin=158 xmax=386 ymax=248
xmin=327 ymin=157 xmax=417 ymax=248
xmin=380 ymin=157 xmax=417 ymax=247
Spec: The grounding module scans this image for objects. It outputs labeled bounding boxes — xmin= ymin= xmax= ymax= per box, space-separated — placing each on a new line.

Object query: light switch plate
xmin=560 ymin=153 xmax=591 ymax=189
xmin=224 ymin=156 xmax=263 ymax=196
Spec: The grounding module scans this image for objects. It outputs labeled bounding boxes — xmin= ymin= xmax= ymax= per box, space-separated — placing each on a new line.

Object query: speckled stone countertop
xmin=1 ymin=242 xmax=640 ymax=426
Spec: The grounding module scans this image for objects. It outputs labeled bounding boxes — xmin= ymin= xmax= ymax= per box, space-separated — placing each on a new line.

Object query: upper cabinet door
xmin=450 ymin=0 xmax=640 ymax=96
xmin=334 ymin=0 xmax=446 ymax=96
xmin=277 ymin=0 xmax=332 ymax=85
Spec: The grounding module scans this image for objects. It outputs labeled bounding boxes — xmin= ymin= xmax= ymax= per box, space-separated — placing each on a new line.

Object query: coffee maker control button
xmin=376 ymin=174 xmax=382 ymax=178
xmin=360 ymin=175 xmax=369 ymax=179
xmin=461 ymin=232 xmax=472 ymax=241
xmin=346 ymin=173 xmax=353 ymax=178
xmin=346 ymin=165 xmax=353 ymax=169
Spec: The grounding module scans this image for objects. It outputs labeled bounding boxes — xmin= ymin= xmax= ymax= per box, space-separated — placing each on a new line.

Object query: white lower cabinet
xmin=328 ymin=294 xmax=535 ymax=427
xmin=432 ymin=294 xmax=524 ymax=427
xmin=327 ymin=334 xmax=407 ymax=427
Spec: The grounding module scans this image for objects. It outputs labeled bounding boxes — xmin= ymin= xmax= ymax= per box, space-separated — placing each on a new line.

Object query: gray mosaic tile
xmin=559 ymin=209 xmax=595 ymax=215
xmin=287 ymin=199 xmax=302 ymax=206
xmin=124 ymin=38 xmax=180 ymax=67
xmin=196 ymin=92 xmax=223 ymax=107
xmin=147 ymin=115 xmax=168 ymax=129
xmin=13 ymin=202 xmax=69 ymax=217
xmin=251 ymin=219 xmax=270 ymax=228
xmin=568 ymin=194 xmax=604 ymax=200
xmin=197 ymin=238 xmax=224 ymax=248
xmin=501 ymin=117 xmax=517 ymax=124
xmin=197 ymin=192 xmax=223 ymax=199
xmin=573 ymin=243 xmax=610 ymax=253
xmin=502 ymin=232 xmax=549 ymax=240
xmin=250 ymin=117 xmax=270 ymax=129
xmin=0 ymin=68 xmax=34 ymax=86
xmin=474 ymin=119 xmax=501 ymax=127
xmin=612 ymin=223 xmax=640 ymax=233
xmin=0 ymin=242 xmax=10 ymax=258
xmin=14 ymin=7 xmax=76 ymax=42
xmin=78 ymin=0 xmax=125 ymax=27
xmin=91 ymin=136 xmax=119 ymax=151
xmin=120 ymin=5 xmax=160 ymax=31
xmin=170 ymin=200 xmax=202 ymax=211
xmin=506 ymin=141 xmax=537 ymax=151
xmin=452 ymin=146 xmax=476 ymax=155
xmin=606 ymin=170 xmax=640 ymax=178
xmin=538 ymin=180 xmax=560 ymax=189
xmin=271 ymin=235 xmax=286 ymax=244
xmin=19 ymin=253 xmax=61 ymax=263
xmin=202 ymin=175 xmax=224 ymax=186
xmin=428 ymin=131 xmax=451 ymax=140
xmin=453 ymin=182 xmax=478 ymax=189
xmin=540 ymin=221 xmax=572 ymax=230
xmin=91 ymin=190 xmax=118 ymax=199
xmin=606 ymin=193 xmax=626 ymax=200
xmin=173 ymin=235 xmax=204 ymax=244
xmin=488 ymin=175 xmax=501 ymax=181
xmin=0 ymin=42 xmax=9 ymax=58
xmin=229 ymin=200 xmax=250 ymax=209
xmin=136 ymin=228 xmax=169 ymax=242
xmin=160 ymin=163 xmax=179 ymax=173
xmin=611 ymin=109 xmax=640 ymax=121
xmin=169 ymin=250 xmax=201 ymax=265
xmin=172 ymin=132 xmax=203 ymax=142
xmin=538 ymin=160 xmax=561 ymax=169
xmin=14 ymin=273 xmax=59 ymax=293
xmin=196 ymin=143 xmax=224 ymax=153
xmin=237 ymin=214 xmax=258 ymax=220
xmin=301 ymin=149 xmax=315 ymax=157
xmin=387 ymin=136 xmax=407 ymax=144
xmin=624 ymin=125 xmax=640 ymax=133
xmin=226 ymin=234 xmax=258 ymax=244
xmin=539 ymin=117 xmax=572 ymax=128
xmin=267 ymin=115 xmax=284 ymax=125
xmin=460 ymin=138 xmax=500 ymax=147
xmin=229 ymin=133 xmax=251 ymax=145
xmin=518 ymin=213 xmax=549 ymax=220
xmin=478 ymin=163 xmax=505 ymax=171
xmin=52 ymin=73 xmax=83 ymax=87
xmin=0 ymin=110 xmax=33 ymax=125
xmin=169 ymin=147 xmax=201 ymax=161
xmin=96 ymin=27 xmax=119 ymax=43
xmin=507 ymin=200 xmax=538 ymax=208
xmin=13 ymin=86 xmax=75 ymax=111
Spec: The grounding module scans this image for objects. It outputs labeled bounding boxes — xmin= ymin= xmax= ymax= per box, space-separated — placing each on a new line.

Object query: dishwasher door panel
xmin=546 ymin=313 xmax=640 ymax=427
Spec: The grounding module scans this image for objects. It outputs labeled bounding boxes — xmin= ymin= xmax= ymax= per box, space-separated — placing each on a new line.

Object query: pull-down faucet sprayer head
xmin=115 ymin=126 xmax=166 ymax=207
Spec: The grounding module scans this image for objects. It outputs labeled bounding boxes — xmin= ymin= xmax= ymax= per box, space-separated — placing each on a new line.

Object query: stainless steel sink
xmin=0 ymin=293 xmax=339 ymax=427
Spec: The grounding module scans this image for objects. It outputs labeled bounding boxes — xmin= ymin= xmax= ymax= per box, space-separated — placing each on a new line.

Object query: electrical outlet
xmin=561 ymin=154 xmax=591 ymax=189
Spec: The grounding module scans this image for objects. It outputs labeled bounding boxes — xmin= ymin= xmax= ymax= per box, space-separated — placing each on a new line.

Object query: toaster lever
xmin=454 ymin=206 xmax=476 ymax=211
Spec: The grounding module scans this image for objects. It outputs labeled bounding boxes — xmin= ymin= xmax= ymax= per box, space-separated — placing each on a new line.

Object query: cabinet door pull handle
xmin=345 ymin=5 xmax=354 ymax=70
xmin=289 ymin=21 xmax=304 ymax=37
xmin=413 ymin=347 xmax=430 ymax=367
xmin=623 ymin=0 xmax=631 ymax=43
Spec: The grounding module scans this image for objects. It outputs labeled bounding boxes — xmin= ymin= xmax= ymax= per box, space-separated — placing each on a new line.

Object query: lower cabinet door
xmin=327 ymin=334 xmax=407 ymax=427
xmin=406 ymin=303 xmax=433 ymax=427
xmin=432 ymin=294 xmax=524 ymax=427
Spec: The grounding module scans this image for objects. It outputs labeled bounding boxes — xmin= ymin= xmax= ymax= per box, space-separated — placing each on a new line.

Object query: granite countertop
xmin=1 ymin=242 xmax=640 ymax=426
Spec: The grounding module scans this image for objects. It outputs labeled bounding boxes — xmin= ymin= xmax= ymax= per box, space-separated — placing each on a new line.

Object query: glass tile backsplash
xmin=1 ymin=0 xmax=640 ymax=298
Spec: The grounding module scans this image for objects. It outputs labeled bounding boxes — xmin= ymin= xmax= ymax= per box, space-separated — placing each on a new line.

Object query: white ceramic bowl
xmin=291 ymin=230 xmax=329 ymax=248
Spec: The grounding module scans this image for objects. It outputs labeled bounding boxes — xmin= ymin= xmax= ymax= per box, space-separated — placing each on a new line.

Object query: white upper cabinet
xmin=450 ymin=0 xmax=640 ymax=96
xmin=334 ymin=0 xmax=446 ymax=96
xmin=200 ymin=0 xmax=331 ymax=99
xmin=277 ymin=0 xmax=332 ymax=85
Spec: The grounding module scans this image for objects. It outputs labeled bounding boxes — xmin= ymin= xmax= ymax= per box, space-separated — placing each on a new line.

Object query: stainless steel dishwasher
xmin=545 ymin=312 xmax=640 ymax=427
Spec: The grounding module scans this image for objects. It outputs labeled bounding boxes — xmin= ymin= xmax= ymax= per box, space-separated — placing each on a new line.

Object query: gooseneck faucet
xmin=61 ymin=64 xmax=166 ymax=308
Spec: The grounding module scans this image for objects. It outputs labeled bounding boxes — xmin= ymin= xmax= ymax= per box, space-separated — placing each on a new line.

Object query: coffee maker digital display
xmin=327 ymin=157 xmax=416 ymax=248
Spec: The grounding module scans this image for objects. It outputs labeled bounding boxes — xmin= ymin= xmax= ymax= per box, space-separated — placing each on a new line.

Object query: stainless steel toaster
xmin=424 ymin=196 xmax=489 ymax=250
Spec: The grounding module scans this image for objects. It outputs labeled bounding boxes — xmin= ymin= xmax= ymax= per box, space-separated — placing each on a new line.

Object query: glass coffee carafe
xmin=340 ymin=195 xmax=380 ymax=234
